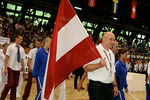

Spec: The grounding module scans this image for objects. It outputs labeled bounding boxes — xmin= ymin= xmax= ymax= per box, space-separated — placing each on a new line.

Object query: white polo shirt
xmin=6 ymin=43 xmax=25 ymax=71
xmin=85 ymin=43 xmax=115 ymax=84
xmin=28 ymin=48 xmax=38 ymax=68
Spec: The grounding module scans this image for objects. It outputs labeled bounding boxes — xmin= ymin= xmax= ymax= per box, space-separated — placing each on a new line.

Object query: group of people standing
xmin=0 ymin=31 xmax=150 ymax=100
xmin=77 ymin=31 xmax=150 ymax=100
xmin=0 ymin=34 xmax=51 ymax=100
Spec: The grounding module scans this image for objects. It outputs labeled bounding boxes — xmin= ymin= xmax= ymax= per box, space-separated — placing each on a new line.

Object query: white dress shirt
xmin=85 ymin=43 xmax=115 ymax=84
xmin=6 ymin=43 xmax=25 ymax=71
xmin=134 ymin=64 xmax=139 ymax=72
xmin=127 ymin=63 xmax=132 ymax=72
xmin=147 ymin=61 xmax=150 ymax=84
xmin=148 ymin=61 xmax=150 ymax=75
xmin=138 ymin=63 xmax=143 ymax=72
xmin=144 ymin=63 xmax=148 ymax=72
xmin=0 ymin=49 xmax=5 ymax=70
xmin=28 ymin=48 xmax=38 ymax=68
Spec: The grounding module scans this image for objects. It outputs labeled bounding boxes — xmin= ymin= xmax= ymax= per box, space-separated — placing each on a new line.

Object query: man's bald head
xmin=103 ymin=32 xmax=115 ymax=38
xmin=102 ymin=32 xmax=115 ymax=50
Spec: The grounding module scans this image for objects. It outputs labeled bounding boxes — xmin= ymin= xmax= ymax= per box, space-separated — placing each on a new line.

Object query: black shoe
xmin=81 ymin=87 xmax=85 ymax=90
xmin=74 ymin=87 xmax=77 ymax=89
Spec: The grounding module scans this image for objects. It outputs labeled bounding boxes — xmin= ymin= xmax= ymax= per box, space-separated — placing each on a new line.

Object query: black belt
xmin=89 ymin=80 xmax=112 ymax=88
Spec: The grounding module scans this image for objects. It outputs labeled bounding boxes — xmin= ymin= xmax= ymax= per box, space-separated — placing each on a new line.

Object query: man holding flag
xmin=41 ymin=0 xmax=101 ymax=99
xmin=84 ymin=32 xmax=118 ymax=100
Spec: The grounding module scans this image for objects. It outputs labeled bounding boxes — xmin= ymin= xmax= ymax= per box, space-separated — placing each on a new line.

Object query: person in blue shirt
xmin=114 ymin=49 xmax=128 ymax=100
xmin=146 ymin=61 xmax=150 ymax=100
xmin=32 ymin=37 xmax=51 ymax=100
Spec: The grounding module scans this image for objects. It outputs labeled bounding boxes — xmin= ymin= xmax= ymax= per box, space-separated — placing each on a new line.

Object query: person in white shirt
xmin=144 ymin=60 xmax=148 ymax=73
xmin=134 ymin=61 xmax=139 ymax=72
xmin=0 ymin=43 xmax=9 ymax=95
xmin=1 ymin=35 xmax=25 ymax=100
xmin=77 ymin=41 xmax=119 ymax=91
xmin=16 ymin=47 xmax=30 ymax=98
xmin=127 ymin=61 xmax=132 ymax=72
xmin=138 ymin=60 xmax=143 ymax=73
xmin=22 ymin=39 xmax=41 ymax=100
xmin=84 ymin=32 xmax=118 ymax=100
xmin=146 ymin=61 xmax=150 ymax=100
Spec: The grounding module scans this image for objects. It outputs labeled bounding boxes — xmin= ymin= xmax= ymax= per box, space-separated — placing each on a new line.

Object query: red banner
xmin=88 ymin=0 xmax=96 ymax=7
xmin=131 ymin=0 xmax=137 ymax=19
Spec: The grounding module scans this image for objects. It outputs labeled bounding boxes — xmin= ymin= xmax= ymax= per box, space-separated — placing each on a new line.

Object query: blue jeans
xmin=146 ymin=83 xmax=150 ymax=100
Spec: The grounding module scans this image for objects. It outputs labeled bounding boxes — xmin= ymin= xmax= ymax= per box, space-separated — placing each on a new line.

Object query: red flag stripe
xmin=57 ymin=0 xmax=76 ymax=31
xmin=55 ymin=37 xmax=101 ymax=87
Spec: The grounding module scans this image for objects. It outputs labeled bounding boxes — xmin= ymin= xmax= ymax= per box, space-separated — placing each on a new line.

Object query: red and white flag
xmin=131 ymin=0 xmax=137 ymax=19
xmin=88 ymin=0 xmax=96 ymax=7
xmin=41 ymin=0 xmax=101 ymax=99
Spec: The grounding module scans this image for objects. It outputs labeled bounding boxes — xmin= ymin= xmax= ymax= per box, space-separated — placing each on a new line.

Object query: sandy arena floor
xmin=4 ymin=75 xmax=146 ymax=100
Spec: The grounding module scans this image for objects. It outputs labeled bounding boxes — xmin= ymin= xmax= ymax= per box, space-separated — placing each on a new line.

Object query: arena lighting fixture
xmin=112 ymin=17 xmax=118 ymax=20
xmin=74 ymin=6 xmax=82 ymax=10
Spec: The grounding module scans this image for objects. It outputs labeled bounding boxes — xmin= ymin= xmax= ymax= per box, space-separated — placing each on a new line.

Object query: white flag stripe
xmin=49 ymin=87 xmax=55 ymax=100
xmin=56 ymin=15 xmax=89 ymax=61
xmin=41 ymin=52 xmax=52 ymax=100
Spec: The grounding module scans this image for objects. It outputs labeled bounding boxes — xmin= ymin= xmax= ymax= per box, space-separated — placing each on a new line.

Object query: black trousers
xmin=74 ymin=74 xmax=83 ymax=89
xmin=73 ymin=67 xmax=84 ymax=89
xmin=88 ymin=80 xmax=113 ymax=100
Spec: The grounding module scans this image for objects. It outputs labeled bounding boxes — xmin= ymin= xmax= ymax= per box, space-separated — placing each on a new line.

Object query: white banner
xmin=0 ymin=37 xmax=10 ymax=45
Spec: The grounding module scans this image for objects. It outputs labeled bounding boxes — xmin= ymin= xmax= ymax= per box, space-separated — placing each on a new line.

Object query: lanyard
xmin=103 ymin=50 xmax=112 ymax=69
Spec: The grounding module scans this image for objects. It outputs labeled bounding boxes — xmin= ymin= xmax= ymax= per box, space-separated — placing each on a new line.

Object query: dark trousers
xmin=74 ymin=74 xmax=83 ymax=89
xmin=73 ymin=67 xmax=84 ymax=89
xmin=88 ymin=80 xmax=113 ymax=100
xmin=22 ymin=72 xmax=32 ymax=100
xmin=1 ymin=67 xmax=20 ymax=100
xmin=22 ymin=71 xmax=39 ymax=100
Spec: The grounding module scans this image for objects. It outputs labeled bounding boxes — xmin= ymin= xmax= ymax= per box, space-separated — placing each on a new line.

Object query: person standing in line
xmin=114 ymin=49 xmax=128 ymax=100
xmin=144 ymin=60 xmax=148 ymax=74
xmin=32 ymin=37 xmax=51 ymax=100
xmin=0 ymin=35 xmax=25 ymax=100
xmin=0 ymin=43 xmax=9 ymax=95
xmin=146 ymin=60 xmax=150 ymax=100
xmin=83 ymin=32 xmax=118 ymax=100
xmin=111 ymin=41 xmax=119 ymax=61
xmin=77 ymin=41 xmax=119 ymax=92
xmin=134 ymin=61 xmax=139 ymax=73
xmin=22 ymin=39 xmax=41 ymax=100
xmin=73 ymin=67 xmax=84 ymax=89
xmin=16 ymin=46 xmax=30 ymax=98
